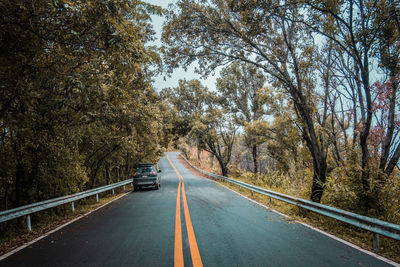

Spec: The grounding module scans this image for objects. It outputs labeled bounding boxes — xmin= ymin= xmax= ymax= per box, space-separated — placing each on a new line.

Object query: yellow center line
xmin=181 ymin=179 xmax=203 ymax=267
xmin=167 ymin=155 xmax=203 ymax=267
xmin=174 ymin=179 xmax=184 ymax=267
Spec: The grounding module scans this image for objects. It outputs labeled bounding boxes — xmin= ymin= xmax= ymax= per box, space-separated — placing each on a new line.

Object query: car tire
xmin=155 ymin=184 xmax=159 ymax=190
xmin=134 ymin=186 xmax=139 ymax=191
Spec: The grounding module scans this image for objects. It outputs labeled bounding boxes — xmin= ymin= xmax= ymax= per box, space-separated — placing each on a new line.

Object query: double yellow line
xmin=167 ymin=155 xmax=203 ymax=267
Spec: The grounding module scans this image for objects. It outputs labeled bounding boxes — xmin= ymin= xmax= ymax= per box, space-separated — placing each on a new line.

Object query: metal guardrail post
xmin=123 ymin=185 xmax=125 ymax=191
xmin=26 ymin=215 xmax=31 ymax=232
xmin=96 ymin=194 xmax=99 ymax=203
xmin=270 ymin=197 xmax=273 ymax=204
xmin=300 ymin=207 xmax=307 ymax=217
xmin=71 ymin=202 xmax=75 ymax=212
xmin=112 ymin=189 xmax=115 ymax=195
xmin=373 ymin=233 xmax=380 ymax=252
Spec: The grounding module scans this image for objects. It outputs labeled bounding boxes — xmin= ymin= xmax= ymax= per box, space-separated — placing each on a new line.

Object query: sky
xmin=143 ymin=0 xmax=218 ymax=92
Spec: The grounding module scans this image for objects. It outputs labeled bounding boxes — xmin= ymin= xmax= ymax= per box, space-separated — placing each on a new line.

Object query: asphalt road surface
xmin=1 ymin=152 xmax=395 ymax=266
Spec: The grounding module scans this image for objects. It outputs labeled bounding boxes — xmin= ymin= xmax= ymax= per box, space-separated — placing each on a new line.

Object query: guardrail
xmin=0 ymin=179 xmax=133 ymax=231
xmin=180 ymin=154 xmax=400 ymax=252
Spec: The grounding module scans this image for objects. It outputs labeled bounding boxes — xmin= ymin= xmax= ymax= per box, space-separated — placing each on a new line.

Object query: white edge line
xmin=216 ymin=182 xmax=400 ymax=267
xmin=0 ymin=192 xmax=130 ymax=261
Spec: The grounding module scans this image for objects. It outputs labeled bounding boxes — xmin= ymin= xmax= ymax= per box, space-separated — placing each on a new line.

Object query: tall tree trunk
xmin=197 ymin=140 xmax=201 ymax=161
xmin=215 ymin=155 xmax=228 ymax=177
xmin=127 ymin=165 xmax=133 ymax=180
xmin=310 ymin=155 xmax=328 ymax=202
xmin=90 ymin=163 xmax=101 ymax=189
xmin=27 ymin=158 xmax=39 ymax=201
xmin=125 ymin=154 xmax=130 ymax=179
xmin=4 ymin=185 xmax=9 ymax=210
xmin=289 ymin=83 xmax=327 ymax=203
xmin=359 ymin=65 xmax=373 ymax=211
xmin=15 ymin=161 xmax=24 ymax=207
xmin=105 ymin=164 xmax=111 ymax=184
xmin=380 ymin=74 xmax=399 ymax=177
xmin=385 ymin=144 xmax=400 ymax=176
xmin=252 ymin=144 xmax=258 ymax=174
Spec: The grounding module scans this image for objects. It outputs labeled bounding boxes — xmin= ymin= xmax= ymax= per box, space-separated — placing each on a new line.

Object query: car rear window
xmin=136 ymin=166 xmax=156 ymax=173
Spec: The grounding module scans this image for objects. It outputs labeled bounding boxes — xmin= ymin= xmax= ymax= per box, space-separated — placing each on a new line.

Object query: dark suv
xmin=133 ymin=163 xmax=161 ymax=191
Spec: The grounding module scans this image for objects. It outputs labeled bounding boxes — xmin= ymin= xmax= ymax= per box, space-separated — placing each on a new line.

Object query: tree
xmin=162 ymin=79 xmax=237 ymax=176
xmin=0 ymin=0 xmax=167 ymax=210
xmin=161 ymin=79 xmax=213 ymax=159
xmin=162 ymin=0 xmax=329 ymax=202
xmin=300 ymin=0 xmax=400 ymax=210
xmin=374 ymin=1 xmax=400 ymax=178
xmin=194 ymin=108 xmax=237 ymax=177
xmin=217 ymin=62 xmax=267 ymax=173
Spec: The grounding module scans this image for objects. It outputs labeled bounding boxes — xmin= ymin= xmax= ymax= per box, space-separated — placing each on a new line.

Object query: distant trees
xmin=217 ymin=62 xmax=267 ymax=174
xmin=162 ymin=80 xmax=236 ymax=177
xmin=0 ymin=1 xmax=170 ymax=210
xmin=161 ymin=79 xmax=213 ymax=160
xmin=162 ymin=0 xmax=400 ymax=211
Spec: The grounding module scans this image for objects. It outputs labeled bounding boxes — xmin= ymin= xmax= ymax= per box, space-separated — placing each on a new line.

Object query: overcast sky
xmin=144 ymin=0 xmax=218 ymax=92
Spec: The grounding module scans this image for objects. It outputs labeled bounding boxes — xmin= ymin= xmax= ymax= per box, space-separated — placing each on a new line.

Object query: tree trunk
xmin=384 ymin=143 xmax=400 ymax=176
xmin=252 ymin=144 xmax=258 ymax=174
xmin=127 ymin=165 xmax=133 ymax=180
xmin=310 ymin=155 xmax=328 ymax=202
xmin=359 ymin=66 xmax=373 ymax=211
xmin=105 ymin=164 xmax=111 ymax=184
xmin=90 ymin=161 xmax=102 ymax=189
xmin=15 ymin=162 xmax=24 ymax=207
xmin=197 ymin=142 xmax=201 ymax=161
xmin=4 ymin=185 xmax=9 ymax=210
xmin=289 ymin=84 xmax=328 ymax=203
xmin=380 ymin=74 xmax=399 ymax=176
xmin=27 ymin=159 xmax=39 ymax=202
xmin=215 ymin=155 xmax=228 ymax=177
xmin=125 ymin=154 xmax=130 ymax=179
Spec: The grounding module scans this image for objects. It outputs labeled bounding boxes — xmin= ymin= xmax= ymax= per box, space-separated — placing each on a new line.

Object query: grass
xmin=0 ymin=185 xmax=132 ymax=257
xmin=181 ymin=155 xmax=400 ymax=264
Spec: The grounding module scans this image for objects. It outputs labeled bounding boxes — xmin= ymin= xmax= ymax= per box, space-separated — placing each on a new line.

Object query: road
xmin=1 ymin=152 xmax=395 ymax=266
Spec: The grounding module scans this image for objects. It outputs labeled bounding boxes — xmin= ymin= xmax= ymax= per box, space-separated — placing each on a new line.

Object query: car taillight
xmin=150 ymin=171 xmax=156 ymax=175
xmin=134 ymin=172 xmax=140 ymax=176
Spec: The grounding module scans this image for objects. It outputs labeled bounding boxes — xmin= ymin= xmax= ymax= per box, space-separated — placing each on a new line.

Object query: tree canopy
xmin=162 ymin=0 xmax=400 ymax=215
xmin=0 ymin=0 xmax=170 ymax=210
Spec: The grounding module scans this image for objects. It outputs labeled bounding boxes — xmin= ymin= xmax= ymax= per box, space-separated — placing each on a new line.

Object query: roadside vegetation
xmin=162 ymin=0 xmax=400 ymax=224
xmin=0 ymin=0 xmax=174 ymax=242
xmin=0 ymin=186 xmax=131 ymax=256
xmin=1 ymin=0 xmax=400 ymax=262
xmin=181 ymin=149 xmax=400 ymax=262
xmin=161 ymin=0 xmax=400 ymax=261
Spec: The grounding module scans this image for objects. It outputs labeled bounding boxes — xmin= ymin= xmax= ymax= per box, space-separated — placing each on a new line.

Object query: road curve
xmin=0 ymin=152 xmax=395 ymax=266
